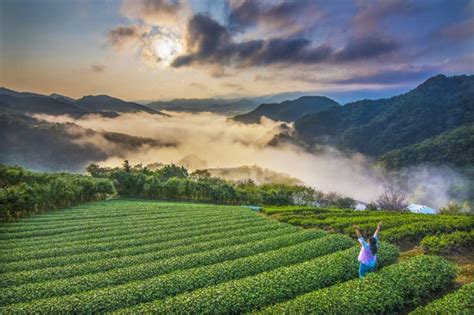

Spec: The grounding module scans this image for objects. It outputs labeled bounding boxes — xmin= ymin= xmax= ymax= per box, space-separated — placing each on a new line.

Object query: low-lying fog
xmin=33 ymin=111 xmax=467 ymax=207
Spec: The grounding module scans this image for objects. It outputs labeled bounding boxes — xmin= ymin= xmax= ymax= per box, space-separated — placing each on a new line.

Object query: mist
xmin=33 ymin=111 xmax=465 ymax=207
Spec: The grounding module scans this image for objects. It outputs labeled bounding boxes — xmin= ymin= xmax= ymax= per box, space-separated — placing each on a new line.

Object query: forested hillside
xmin=0 ymin=115 xmax=174 ymax=172
xmin=234 ymin=96 xmax=339 ymax=124
xmin=0 ymin=88 xmax=164 ymax=116
xmin=290 ymin=75 xmax=474 ymax=168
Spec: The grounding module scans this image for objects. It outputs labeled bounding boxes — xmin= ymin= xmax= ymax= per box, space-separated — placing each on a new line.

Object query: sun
xmin=152 ymin=34 xmax=183 ymax=65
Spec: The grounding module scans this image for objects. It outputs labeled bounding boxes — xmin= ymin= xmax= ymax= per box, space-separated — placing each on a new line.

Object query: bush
xmin=421 ymin=230 xmax=474 ymax=254
xmin=381 ymin=218 xmax=474 ymax=243
xmin=0 ymin=164 xmax=116 ymax=222
xmin=410 ymin=282 xmax=474 ymax=314
xmin=116 ymin=243 xmax=399 ymax=314
xmin=260 ymin=255 xmax=457 ymax=314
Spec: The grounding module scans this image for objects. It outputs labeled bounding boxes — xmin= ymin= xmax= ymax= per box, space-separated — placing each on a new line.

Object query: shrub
xmin=116 ymin=243 xmax=399 ymax=314
xmin=260 ymin=255 xmax=456 ymax=314
xmin=421 ymin=230 xmax=474 ymax=254
xmin=410 ymin=282 xmax=474 ymax=314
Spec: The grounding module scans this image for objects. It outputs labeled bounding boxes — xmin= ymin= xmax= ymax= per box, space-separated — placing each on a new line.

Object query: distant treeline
xmin=0 ymin=161 xmax=358 ymax=222
xmin=86 ymin=161 xmax=314 ymax=206
xmin=87 ymin=161 xmax=358 ymax=208
xmin=0 ymin=164 xmax=116 ymax=222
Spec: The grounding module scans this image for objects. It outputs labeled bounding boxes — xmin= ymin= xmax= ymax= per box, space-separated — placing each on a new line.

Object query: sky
xmin=0 ymin=0 xmax=473 ymax=101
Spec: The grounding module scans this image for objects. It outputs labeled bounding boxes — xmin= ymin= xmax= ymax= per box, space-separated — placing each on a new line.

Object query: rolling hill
xmin=0 ymin=114 xmax=174 ymax=172
xmin=233 ymin=96 xmax=340 ymax=124
xmin=146 ymin=98 xmax=258 ymax=116
xmin=286 ymin=74 xmax=474 ymax=168
xmin=0 ymin=88 xmax=164 ymax=116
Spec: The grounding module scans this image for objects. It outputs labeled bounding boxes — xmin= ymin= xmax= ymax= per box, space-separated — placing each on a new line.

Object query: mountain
xmin=233 ymin=96 xmax=340 ymax=124
xmin=206 ymin=165 xmax=302 ymax=185
xmin=146 ymin=98 xmax=258 ymax=116
xmin=0 ymin=88 xmax=87 ymax=115
xmin=50 ymin=93 xmax=76 ymax=103
xmin=0 ymin=114 xmax=175 ymax=172
xmin=379 ymin=124 xmax=474 ymax=169
xmin=75 ymin=95 xmax=163 ymax=115
xmin=0 ymin=88 xmax=165 ymax=116
xmin=288 ymin=74 xmax=474 ymax=168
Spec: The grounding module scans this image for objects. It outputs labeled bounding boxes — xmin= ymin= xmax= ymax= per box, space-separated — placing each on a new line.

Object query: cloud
xmin=436 ymin=18 xmax=474 ymax=41
xmin=120 ymin=0 xmax=187 ymax=26
xmin=228 ymin=0 xmax=322 ymax=35
xmin=32 ymin=111 xmax=465 ymax=207
xmin=333 ymin=35 xmax=399 ymax=61
xmin=331 ymin=65 xmax=437 ymax=85
xmin=354 ymin=0 xmax=417 ymax=34
xmin=171 ymin=14 xmax=400 ymax=70
xmin=171 ymin=14 xmax=334 ymax=68
xmin=91 ymin=64 xmax=106 ymax=73
xmin=107 ymin=25 xmax=151 ymax=48
xmin=33 ymin=111 xmax=387 ymax=201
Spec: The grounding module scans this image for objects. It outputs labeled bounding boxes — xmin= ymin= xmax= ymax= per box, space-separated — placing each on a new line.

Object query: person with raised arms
xmin=353 ymin=221 xmax=382 ymax=278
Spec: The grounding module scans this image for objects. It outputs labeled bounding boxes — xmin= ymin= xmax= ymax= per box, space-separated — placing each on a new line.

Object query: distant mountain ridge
xmin=233 ymin=96 xmax=340 ymax=124
xmin=281 ymin=74 xmax=474 ymax=169
xmin=146 ymin=98 xmax=257 ymax=116
xmin=0 ymin=88 xmax=164 ymax=116
xmin=0 ymin=114 xmax=175 ymax=172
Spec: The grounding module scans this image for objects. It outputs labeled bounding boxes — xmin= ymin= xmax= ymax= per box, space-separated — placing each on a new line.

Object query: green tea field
xmin=0 ymin=200 xmax=470 ymax=314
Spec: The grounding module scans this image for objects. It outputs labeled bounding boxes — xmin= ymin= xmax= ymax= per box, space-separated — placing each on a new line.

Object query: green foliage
xmin=117 ymin=243 xmax=399 ymax=314
xmin=87 ymin=162 xmax=318 ymax=206
xmin=421 ymin=230 xmax=474 ymax=254
xmin=440 ymin=202 xmax=462 ymax=214
xmin=381 ymin=218 xmax=474 ymax=243
xmin=266 ymin=207 xmax=473 ymax=246
xmin=259 ymin=255 xmax=457 ymax=314
xmin=0 ymin=164 xmax=116 ymax=222
xmin=379 ymin=124 xmax=474 ymax=169
xmin=295 ymin=75 xmax=474 ymax=167
xmin=410 ymin=282 xmax=474 ymax=314
xmin=1 ymin=235 xmax=354 ymax=313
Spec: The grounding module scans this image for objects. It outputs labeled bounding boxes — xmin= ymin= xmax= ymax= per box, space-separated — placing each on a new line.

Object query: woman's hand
xmin=377 ymin=221 xmax=382 ymax=230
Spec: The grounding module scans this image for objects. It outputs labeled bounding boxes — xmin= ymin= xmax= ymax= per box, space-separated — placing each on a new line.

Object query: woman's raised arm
xmin=374 ymin=221 xmax=382 ymax=238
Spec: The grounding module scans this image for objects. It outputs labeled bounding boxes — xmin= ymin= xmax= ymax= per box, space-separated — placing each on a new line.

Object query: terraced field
xmin=264 ymin=206 xmax=474 ymax=248
xmin=0 ymin=200 xmax=467 ymax=314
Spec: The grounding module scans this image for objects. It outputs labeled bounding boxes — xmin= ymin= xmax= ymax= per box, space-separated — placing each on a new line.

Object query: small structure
xmin=354 ymin=201 xmax=368 ymax=211
xmin=241 ymin=205 xmax=262 ymax=212
xmin=407 ymin=204 xmax=437 ymax=214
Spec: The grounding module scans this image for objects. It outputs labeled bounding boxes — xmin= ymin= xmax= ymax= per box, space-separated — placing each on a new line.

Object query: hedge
xmin=114 ymin=242 xmax=399 ymax=314
xmin=421 ymin=230 xmax=474 ymax=254
xmin=410 ymin=282 xmax=474 ymax=314
xmin=259 ymin=255 xmax=456 ymax=314
xmin=0 ymin=234 xmax=350 ymax=312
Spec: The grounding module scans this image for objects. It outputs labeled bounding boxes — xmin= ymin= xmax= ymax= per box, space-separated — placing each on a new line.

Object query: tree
xmin=376 ymin=184 xmax=409 ymax=211
xmin=158 ymin=164 xmax=188 ymax=181
xmin=122 ymin=160 xmax=131 ymax=172
xmin=190 ymin=169 xmax=211 ymax=181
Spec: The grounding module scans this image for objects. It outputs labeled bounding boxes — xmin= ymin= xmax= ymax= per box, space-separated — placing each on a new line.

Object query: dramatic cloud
xmin=171 ymin=14 xmax=400 ymax=69
xmin=96 ymin=0 xmax=473 ymax=89
xmin=333 ymin=36 xmax=399 ymax=61
xmin=332 ymin=65 xmax=437 ymax=85
xmin=228 ymin=0 xmax=322 ymax=35
xmin=32 ymin=111 xmax=465 ymax=207
xmin=120 ymin=0 xmax=188 ymax=26
xmin=107 ymin=25 xmax=151 ymax=48
xmin=34 ymin=111 xmax=386 ymax=201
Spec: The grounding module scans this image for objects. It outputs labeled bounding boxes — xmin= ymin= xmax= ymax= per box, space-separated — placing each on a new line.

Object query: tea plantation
xmin=0 ymin=200 xmax=471 ymax=314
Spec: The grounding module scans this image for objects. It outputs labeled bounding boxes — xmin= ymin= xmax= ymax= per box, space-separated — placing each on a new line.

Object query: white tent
xmin=407 ymin=204 xmax=437 ymax=214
